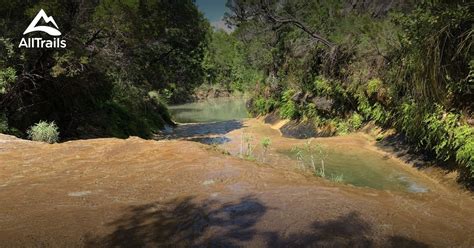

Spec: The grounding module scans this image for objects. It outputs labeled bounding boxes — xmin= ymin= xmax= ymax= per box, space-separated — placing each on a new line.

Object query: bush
xmin=394 ymin=102 xmax=474 ymax=177
xmin=280 ymin=89 xmax=300 ymax=119
xmin=366 ymin=78 xmax=382 ymax=95
xmin=336 ymin=120 xmax=350 ymax=135
xmin=314 ymin=76 xmax=332 ymax=95
xmin=27 ymin=121 xmax=60 ymax=143
xmin=280 ymin=101 xmax=299 ymax=119
xmin=0 ymin=67 xmax=16 ymax=94
xmin=303 ymin=103 xmax=318 ymax=118
xmin=252 ymin=97 xmax=277 ymax=115
xmin=357 ymin=96 xmax=391 ymax=126
xmin=349 ymin=113 xmax=364 ymax=130
xmin=253 ymin=97 xmax=266 ymax=114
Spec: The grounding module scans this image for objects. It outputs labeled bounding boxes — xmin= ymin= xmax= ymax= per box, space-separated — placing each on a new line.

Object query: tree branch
xmin=259 ymin=0 xmax=333 ymax=48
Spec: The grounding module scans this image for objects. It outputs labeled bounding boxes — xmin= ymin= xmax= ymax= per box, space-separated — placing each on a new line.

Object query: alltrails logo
xmin=19 ymin=9 xmax=66 ymax=48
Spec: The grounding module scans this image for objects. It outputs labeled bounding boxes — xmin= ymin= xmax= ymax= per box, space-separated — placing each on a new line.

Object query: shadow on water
xmin=160 ymin=97 xmax=249 ymax=145
xmin=155 ymin=120 xmax=244 ymax=145
xmin=375 ymin=133 xmax=433 ymax=169
xmin=85 ymin=196 xmax=428 ymax=247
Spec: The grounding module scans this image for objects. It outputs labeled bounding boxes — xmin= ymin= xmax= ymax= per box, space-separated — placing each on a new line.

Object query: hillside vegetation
xmin=0 ymin=0 xmax=208 ymax=139
xmin=218 ymin=0 xmax=474 ymax=183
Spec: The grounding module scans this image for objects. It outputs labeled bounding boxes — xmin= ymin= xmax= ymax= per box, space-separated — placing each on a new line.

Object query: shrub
xmin=357 ymin=95 xmax=391 ymax=126
xmin=252 ymin=97 xmax=277 ymax=115
xmin=336 ymin=120 xmax=350 ymax=135
xmin=394 ymin=102 xmax=474 ymax=177
xmin=147 ymin=91 xmax=172 ymax=123
xmin=261 ymin=137 xmax=272 ymax=162
xmin=280 ymin=101 xmax=299 ymax=119
xmin=349 ymin=112 xmax=364 ymax=130
xmin=314 ymin=76 xmax=332 ymax=95
xmin=253 ymin=97 xmax=267 ymax=114
xmin=303 ymin=103 xmax=318 ymax=118
xmin=261 ymin=137 xmax=271 ymax=149
xmin=366 ymin=78 xmax=382 ymax=95
xmin=27 ymin=121 xmax=60 ymax=143
xmin=280 ymin=89 xmax=300 ymax=119
xmin=148 ymin=90 xmax=169 ymax=105
xmin=0 ymin=67 xmax=16 ymax=94
xmin=453 ymin=125 xmax=474 ymax=175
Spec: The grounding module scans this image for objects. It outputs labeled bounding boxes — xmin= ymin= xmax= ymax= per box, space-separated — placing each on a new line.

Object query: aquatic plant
xmin=290 ymin=141 xmax=345 ymax=183
xmin=291 ymin=141 xmax=327 ymax=176
xmin=329 ymin=174 xmax=344 ymax=183
xmin=239 ymin=132 xmax=256 ymax=160
xmin=261 ymin=137 xmax=271 ymax=162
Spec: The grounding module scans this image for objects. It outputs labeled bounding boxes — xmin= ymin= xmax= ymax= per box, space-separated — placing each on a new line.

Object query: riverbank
xmin=258 ymin=112 xmax=472 ymax=191
xmin=1 ymin=118 xmax=473 ymax=247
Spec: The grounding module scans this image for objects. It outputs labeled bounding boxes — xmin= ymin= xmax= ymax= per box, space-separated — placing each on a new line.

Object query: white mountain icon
xmin=23 ymin=9 xmax=61 ymax=36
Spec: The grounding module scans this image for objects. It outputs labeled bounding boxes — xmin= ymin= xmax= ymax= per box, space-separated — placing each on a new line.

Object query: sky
xmin=195 ymin=0 xmax=232 ymax=32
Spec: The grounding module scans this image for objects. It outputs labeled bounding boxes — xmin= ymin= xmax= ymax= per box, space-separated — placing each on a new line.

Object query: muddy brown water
xmin=0 ymin=99 xmax=473 ymax=247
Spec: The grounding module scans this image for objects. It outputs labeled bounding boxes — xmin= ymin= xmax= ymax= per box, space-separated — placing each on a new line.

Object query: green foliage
xmin=234 ymin=0 xmax=473 ymax=181
xmin=303 ymin=103 xmax=318 ymax=119
xmin=366 ymin=78 xmax=382 ymax=95
xmin=349 ymin=113 xmax=364 ymax=130
xmin=0 ymin=0 xmax=205 ymax=139
xmin=280 ymin=89 xmax=300 ymax=119
xmin=456 ymin=134 xmax=474 ymax=174
xmin=421 ymin=106 xmax=474 ymax=173
xmin=27 ymin=121 xmax=60 ymax=144
xmin=252 ymin=97 xmax=277 ymax=115
xmin=329 ymin=174 xmax=344 ymax=183
xmin=0 ymin=67 xmax=16 ymax=94
xmin=314 ymin=77 xmax=333 ymax=95
xmin=261 ymin=137 xmax=272 ymax=162
xmin=291 ymin=142 xmax=344 ymax=183
xmin=335 ymin=120 xmax=350 ymax=135
xmin=280 ymin=101 xmax=299 ymax=119
xmin=261 ymin=137 xmax=271 ymax=149
xmin=392 ymin=1 xmax=473 ymax=105
xmin=253 ymin=97 xmax=267 ymax=115
xmin=394 ymin=102 xmax=474 ymax=176
xmin=356 ymin=95 xmax=391 ymax=126
xmin=203 ymin=30 xmax=262 ymax=92
xmin=468 ymin=60 xmax=474 ymax=85
xmin=148 ymin=90 xmax=169 ymax=106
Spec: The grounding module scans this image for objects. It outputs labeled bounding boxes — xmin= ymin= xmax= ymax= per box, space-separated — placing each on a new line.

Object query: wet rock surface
xmin=0 ymin=121 xmax=473 ymax=247
xmin=279 ymin=120 xmax=319 ymax=139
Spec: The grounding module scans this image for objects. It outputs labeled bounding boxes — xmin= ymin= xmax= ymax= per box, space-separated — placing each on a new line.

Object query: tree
xmin=0 ymin=0 xmax=210 ymax=138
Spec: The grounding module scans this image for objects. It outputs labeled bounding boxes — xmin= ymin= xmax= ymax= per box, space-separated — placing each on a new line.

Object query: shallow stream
xmin=169 ymin=97 xmax=428 ymax=193
xmin=279 ymin=147 xmax=427 ymax=192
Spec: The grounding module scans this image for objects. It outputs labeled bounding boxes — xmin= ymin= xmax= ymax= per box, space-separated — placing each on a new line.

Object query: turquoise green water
xmin=279 ymin=147 xmax=428 ymax=192
xmin=169 ymin=97 xmax=248 ymax=123
xmin=169 ymin=97 xmax=427 ymax=193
